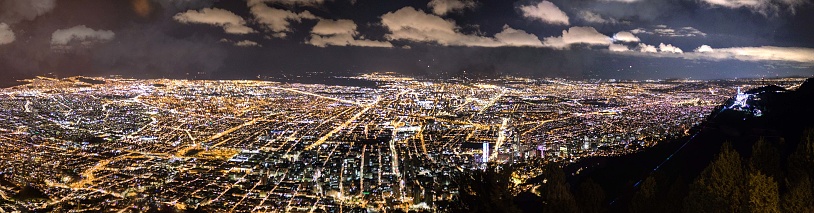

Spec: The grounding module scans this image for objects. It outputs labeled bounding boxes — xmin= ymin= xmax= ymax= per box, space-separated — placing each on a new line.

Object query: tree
xmin=445 ymin=164 xmax=521 ymax=213
xmin=684 ymin=142 xmax=745 ymax=213
xmin=575 ymin=178 xmax=605 ymax=213
xmin=748 ymin=138 xmax=781 ymax=180
xmin=781 ymin=177 xmax=814 ymax=213
xmin=536 ymin=163 xmax=578 ymax=213
xmin=630 ymin=176 xmax=658 ymax=213
xmin=663 ymin=177 xmax=687 ymax=213
xmin=746 ymin=172 xmax=779 ymax=213
xmin=782 ymin=130 xmax=814 ymax=213
xmin=788 ymin=129 xmax=814 ymax=184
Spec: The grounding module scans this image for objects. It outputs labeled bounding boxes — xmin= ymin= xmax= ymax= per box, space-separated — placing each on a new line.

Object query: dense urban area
xmin=0 ymin=74 xmax=805 ymax=212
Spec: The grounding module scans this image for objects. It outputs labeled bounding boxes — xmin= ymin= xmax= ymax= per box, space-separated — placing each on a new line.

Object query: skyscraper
xmin=482 ymin=142 xmax=490 ymax=163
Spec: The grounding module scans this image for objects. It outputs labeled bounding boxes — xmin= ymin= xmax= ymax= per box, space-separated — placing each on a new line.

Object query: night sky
xmin=0 ymin=0 xmax=813 ymax=81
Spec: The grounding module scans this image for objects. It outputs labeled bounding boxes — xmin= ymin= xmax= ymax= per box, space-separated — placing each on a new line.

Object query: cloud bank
xmin=493 ymin=25 xmax=544 ymax=47
xmin=519 ymin=1 xmax=570 ymax=25
xmin=637 ymin=43 xmax=658 ymax=53
xmin=691 ymin=45 xmax=814 ymax=63
xmin=542 ymin=26 xmax=611 ymax=49
xmin=616 ymin=43 xmax=814 ymax=64
xmin=658 ymin=43 xmax=683 ymax=53
xmin=50 ymin=25 xmax=115 ymax=49
xmin=699 ymin=0 xmax=809 ymax=15
xmin=380 ymin=7 xmax=543 ymax=47
xmin=609 ymin=43 xmax=630 ymax=52
xmin=248 ymin=1 xmax=318 ymax=38
xmin=578 ymin=11 xmax=618 ymax=24
xmin=612 ymin=31 xmax=639 ymax=42
xmin=428 ymin=0 xmax=477 ymax=16
xmin=307 ymin=19 xmax=393 ymax=48
xmin=174 ymin=8 xmax=255 ymax=34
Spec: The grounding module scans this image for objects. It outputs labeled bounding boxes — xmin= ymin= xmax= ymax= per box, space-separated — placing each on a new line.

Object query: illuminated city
xmin=0 ymin=74 xmax=805 ymax=212
xmin=2 ymin=0 xmax=814 ymax=211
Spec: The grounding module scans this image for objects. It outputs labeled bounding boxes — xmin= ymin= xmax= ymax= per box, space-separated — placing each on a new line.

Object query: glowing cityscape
xmin=0 ymin=74 xmax=804 ymax=212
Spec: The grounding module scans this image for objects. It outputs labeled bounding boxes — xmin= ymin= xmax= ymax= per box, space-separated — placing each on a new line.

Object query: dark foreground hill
xmin=561 ymin=78 xmax=814 ymax=212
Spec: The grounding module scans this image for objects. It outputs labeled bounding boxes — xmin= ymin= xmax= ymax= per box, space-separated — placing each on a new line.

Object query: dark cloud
xmin=697 ymin=0 xmax=811 ymax=16
xmin=0 ymin=0 xmax=227 ymax=79
xmin=0 ymin=0 xmax=812 ymax=83
xmin=92 ymin=25 xmax=227 ymax=78
xmin=0 ymin=0 xmax=56 ymax=24
xmin=153 ymin=0 xmax=216 ymax=14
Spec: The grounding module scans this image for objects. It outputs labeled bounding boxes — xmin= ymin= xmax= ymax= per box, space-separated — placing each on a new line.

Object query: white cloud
xmin=50 ymin=25 xmax=114 ymax=48
xmin=630 ymin=28 xmax=647 ymax=34
xmin=617 ymin=44 xmax=814 ymax=64
xmin=381 ymin=7 xmax=458 ymax=44
xmin=692 ymin=45 xmax=814 ymax=63
xmin=307 ymin=19 xmax=393 ymax=48
xmin=654 ymin=28 xmax=675 ymax=35
xmin=631 ymin=41 xmax=686 ymax=54
xmin=637 ymin=43 xmax=658 ymax=53
xmin=311 ymin=19 xmax=357 ymax=36
xmin=428 ymin=0 xmax=477 ymax=16
xmin=235 ymin=40 xmax=261 ymax=47
xmin=519 ymin=1 xmax=570 ymax=25
xmin=494 ymin=25 xmax=544 ymax=47
xmin=609 ymin=43 xmax=630 ymax=52
xmin=699 ymin=0 xmax=809 ymax=15
xmin=174 ymin=8 xmax=255 ymax=34
xmin=248 ymin=1 xmax=318 ymax=38
xmin=679 ymin=27 xmax=707 ymax=36
xmin=0 ymin=23 xmax=14 ymax=45
xmin=658 ymin=43 xmax=683 ymax=53
xmin=695 ymin=45 xmax=714 ymax=52
xmin=612 ymin=31 xmax=639 ymax=42
xmin=380 ymin=7 xmax=542 ymax=47
xmin=577 ymin=11 xmax=618 ymax=24
xmin=542 ymin=26 xmax=611 ymax=49
xmin=220 ymin=38 xmax=262 ymax=47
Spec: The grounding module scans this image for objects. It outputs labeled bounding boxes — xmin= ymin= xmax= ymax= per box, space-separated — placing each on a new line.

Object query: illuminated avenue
xmin=0 ymin=74 xmax=805 ymax=212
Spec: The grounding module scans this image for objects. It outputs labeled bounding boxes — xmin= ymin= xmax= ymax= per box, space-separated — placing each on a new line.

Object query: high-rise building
xmin=482 ymin=142 xmax=489 ymax=163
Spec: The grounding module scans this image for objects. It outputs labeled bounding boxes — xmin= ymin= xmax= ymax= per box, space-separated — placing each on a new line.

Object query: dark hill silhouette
xmin=745 ymin=85 xmax=785 ymax=93
xmin=796 ymin=77 xmax=814 ymax=95
xmin=555 ymin=78 xmax=814 ymax=212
